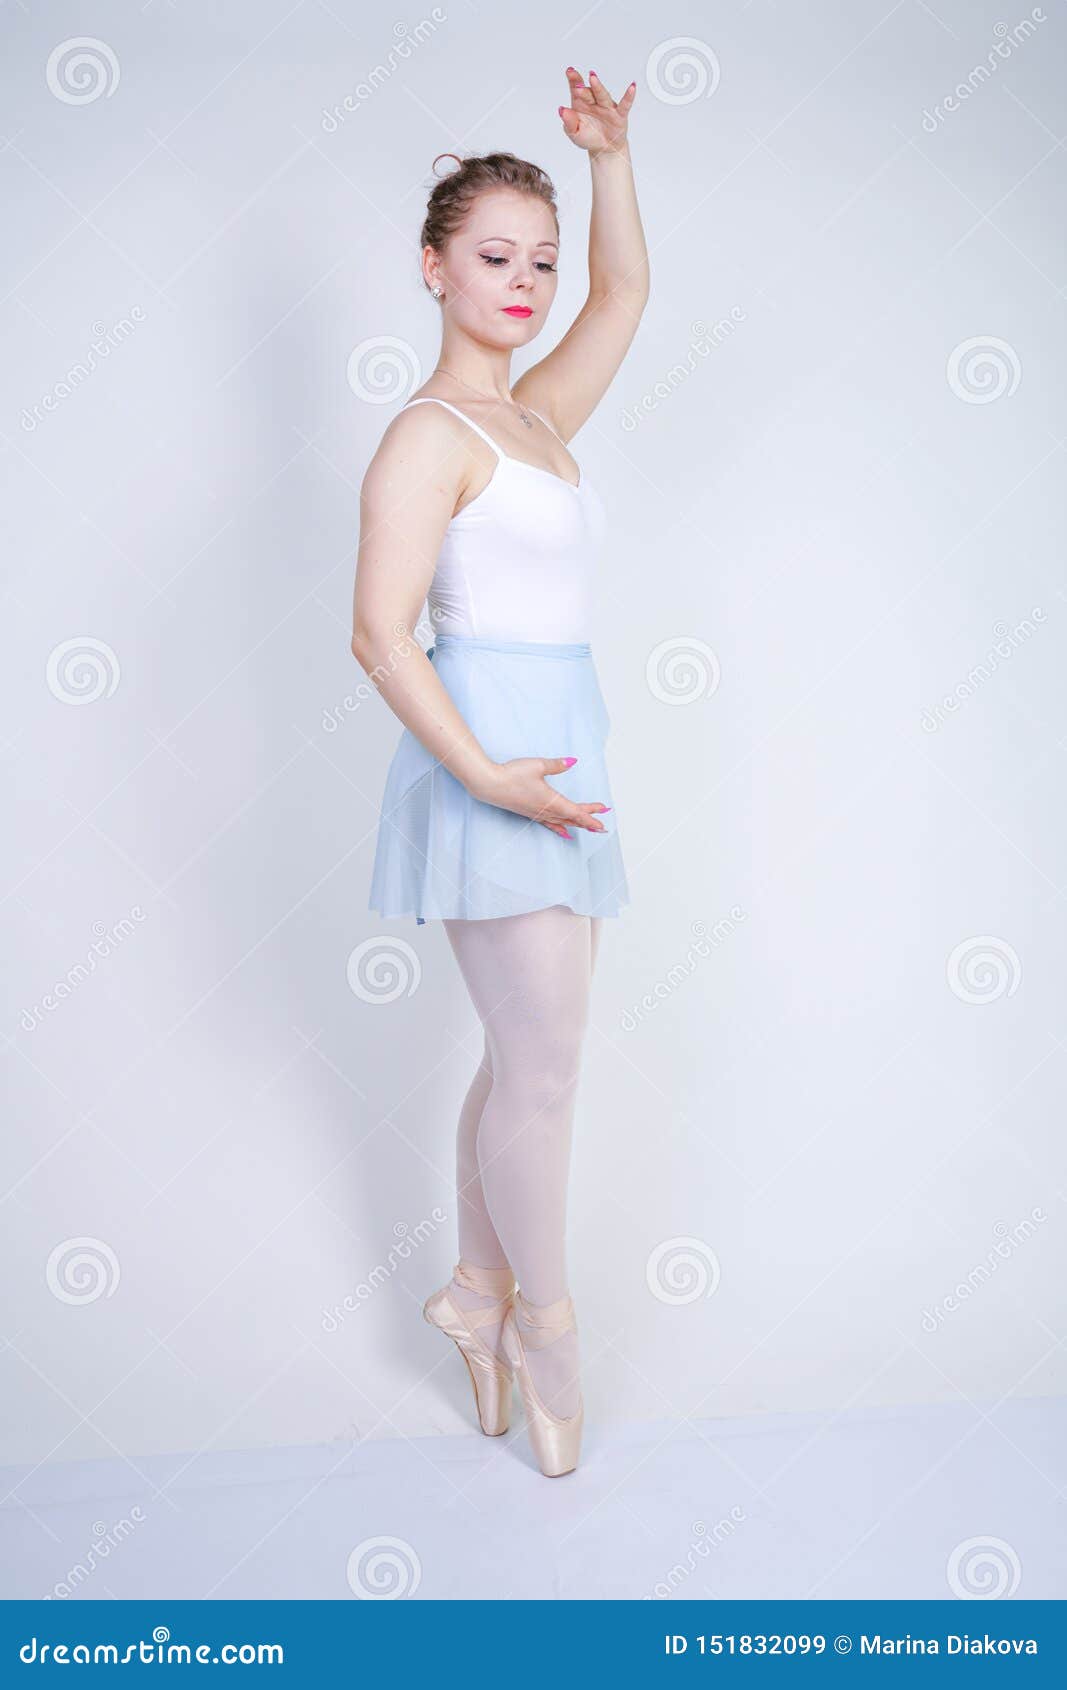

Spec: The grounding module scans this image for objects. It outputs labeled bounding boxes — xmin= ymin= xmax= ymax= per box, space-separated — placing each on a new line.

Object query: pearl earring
xmin=431 ymin=285 xmax=443 ymax=299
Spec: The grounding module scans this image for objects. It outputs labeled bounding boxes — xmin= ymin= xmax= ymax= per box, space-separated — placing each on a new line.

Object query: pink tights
xmin=443 ymin=904 xmax=602 ymax=1418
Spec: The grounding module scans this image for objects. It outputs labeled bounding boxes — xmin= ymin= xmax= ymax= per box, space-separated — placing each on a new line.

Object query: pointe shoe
xmin=422 ymin=1259 xmax=516 ymax=1436
xmin=500 ymin=1289 xmax=584 ymax=1477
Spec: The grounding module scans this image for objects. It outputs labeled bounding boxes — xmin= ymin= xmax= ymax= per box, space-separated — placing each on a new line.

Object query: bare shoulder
xmin=361 ymin=395 xmax=471 ymax=499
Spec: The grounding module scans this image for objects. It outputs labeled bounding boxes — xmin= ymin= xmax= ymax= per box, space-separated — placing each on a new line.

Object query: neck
xmin=435 ymin=334 xmax=514 ymax=400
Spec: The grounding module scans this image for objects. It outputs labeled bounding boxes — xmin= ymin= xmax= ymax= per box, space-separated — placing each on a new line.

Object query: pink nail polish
xmin=563 ymin=757 xmax=577 ymax=767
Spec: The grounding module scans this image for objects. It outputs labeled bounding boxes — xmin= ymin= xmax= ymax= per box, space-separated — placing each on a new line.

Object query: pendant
xmin=518 ymin=410 xmax=533 ymax=428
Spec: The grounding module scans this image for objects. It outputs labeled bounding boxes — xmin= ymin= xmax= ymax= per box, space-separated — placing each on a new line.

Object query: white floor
xmin=3 ymin=1395 xmax=1064 ymax=1601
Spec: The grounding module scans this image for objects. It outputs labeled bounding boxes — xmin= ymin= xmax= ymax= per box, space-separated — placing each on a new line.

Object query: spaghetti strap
xmin=402 ymin=396 xmax=504 ymax=460
xmin=523 ymin=405 xmax=566 ymax=445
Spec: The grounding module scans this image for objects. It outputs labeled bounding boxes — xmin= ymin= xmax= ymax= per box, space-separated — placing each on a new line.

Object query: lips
xmin=502 ymin=306 xmax=533 ymax=317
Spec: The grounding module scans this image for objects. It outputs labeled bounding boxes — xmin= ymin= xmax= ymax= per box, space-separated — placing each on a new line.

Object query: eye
xmin=479 ymin=255 xmax=557 ymax=272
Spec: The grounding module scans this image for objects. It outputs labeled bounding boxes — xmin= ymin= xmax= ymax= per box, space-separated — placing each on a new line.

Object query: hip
xmin=425 ymin=633 xmax=612 ymax=757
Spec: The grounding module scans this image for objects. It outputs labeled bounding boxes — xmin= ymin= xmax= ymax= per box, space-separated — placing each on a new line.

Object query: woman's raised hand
xmin=469 ymin=757 xmax=611 ymax=840
xmin=558 ymin=67 xmax=636 ymax=154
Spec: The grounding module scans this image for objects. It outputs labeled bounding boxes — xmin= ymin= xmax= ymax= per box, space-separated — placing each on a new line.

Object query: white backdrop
xmin=2 ymin=0 xmax=1063 ymax=1491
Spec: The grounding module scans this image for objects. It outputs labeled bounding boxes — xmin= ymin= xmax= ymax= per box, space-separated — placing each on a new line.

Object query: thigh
xmin=444 ymin=905 xmax=594 ymax=1055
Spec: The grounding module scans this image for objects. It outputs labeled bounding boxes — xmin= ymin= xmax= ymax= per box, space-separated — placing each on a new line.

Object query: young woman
xmin=352 ymin=69 xmax=648 ymax=1476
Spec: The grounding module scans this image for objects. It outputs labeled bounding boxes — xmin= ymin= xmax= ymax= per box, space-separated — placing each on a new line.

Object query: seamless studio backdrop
xmin=2 ymin=0 xmax=1065 ymax=1599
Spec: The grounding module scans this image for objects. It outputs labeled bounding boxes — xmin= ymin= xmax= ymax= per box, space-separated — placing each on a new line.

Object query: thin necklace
xmin=435 ymin=366 xmax=534 ymax=428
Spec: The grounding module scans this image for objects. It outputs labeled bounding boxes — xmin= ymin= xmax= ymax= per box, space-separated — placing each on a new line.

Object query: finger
xmin=587 ymin=70 xmax=615 ymax=106
xmin=618 ymin=80 xmax=637 ymax=111
xmin=565 ymin=66 xmax=595 ymax=101
xmin=558 ymin=104 xmax=581 ymax=134
xmin=563 ymin=806 xmax=606 ymax=833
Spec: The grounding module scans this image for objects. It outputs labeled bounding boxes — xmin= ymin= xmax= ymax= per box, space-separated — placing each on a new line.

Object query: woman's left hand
xmin=558 ymin=67 xmax=635 ymax=154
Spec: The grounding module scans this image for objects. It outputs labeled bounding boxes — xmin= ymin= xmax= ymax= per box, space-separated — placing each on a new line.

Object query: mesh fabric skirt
xmin=368 ymin=633 xmax=629 ymax=925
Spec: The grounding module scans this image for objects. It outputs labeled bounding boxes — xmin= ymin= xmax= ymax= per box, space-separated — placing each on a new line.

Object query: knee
xmin=525 ymin=1040 xmax=586 ymax=1116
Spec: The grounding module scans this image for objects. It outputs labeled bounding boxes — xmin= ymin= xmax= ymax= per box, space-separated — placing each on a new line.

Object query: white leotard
xmin=401 ymin=396 xmax=607 ymax=644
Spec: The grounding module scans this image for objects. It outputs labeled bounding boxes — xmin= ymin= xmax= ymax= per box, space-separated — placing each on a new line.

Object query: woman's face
xmin=430 ymin=189 xmax=560 ymax=345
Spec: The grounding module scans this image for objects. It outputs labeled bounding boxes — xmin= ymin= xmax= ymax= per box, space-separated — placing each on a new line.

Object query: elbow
xmin=350 ymin=627 xmax=376 ymax=673
xmin=351 ymin=630 xmax=377 ymax=674
xmin=351 ymin=622 xmax=411 ymax=675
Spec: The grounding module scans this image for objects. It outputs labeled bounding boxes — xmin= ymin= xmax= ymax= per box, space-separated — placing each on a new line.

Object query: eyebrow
xmin=478 ymin=235 xmax=559 ymax=251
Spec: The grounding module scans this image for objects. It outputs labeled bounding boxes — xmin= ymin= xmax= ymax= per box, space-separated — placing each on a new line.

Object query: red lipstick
xmin=502 ymin=306 xmax=533 ymax=317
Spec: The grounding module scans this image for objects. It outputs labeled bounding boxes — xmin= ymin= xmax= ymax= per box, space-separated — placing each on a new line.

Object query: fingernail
xmin=560 ymin=827 xmax=573 ymax=838
xmin=590 ymin=71 xmax=598 ymax=79
xmin=563 ymin=757 xmax=577 ymax=767
xmin=600 ymin=805 xmax=612 ymax=811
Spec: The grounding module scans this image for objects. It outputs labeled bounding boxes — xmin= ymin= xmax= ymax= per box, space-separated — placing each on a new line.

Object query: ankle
xmin=515 ymin=1289 xmax=576 ymax=1341
xmin=453 ymin=1258 xmax=515 ymax=1301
